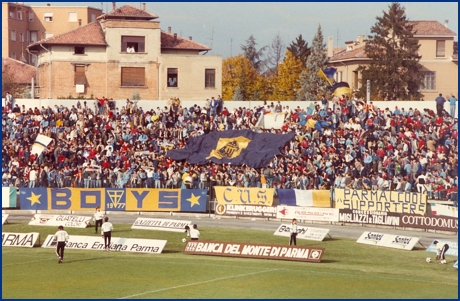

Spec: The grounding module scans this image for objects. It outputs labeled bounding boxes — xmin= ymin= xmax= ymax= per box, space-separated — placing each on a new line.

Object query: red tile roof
xmin=161 ymin=31 xmax=211 ymax=52
xmin=2 ymin=57 xmax=36 ymax=84
xmin=28 ymin=22 xmax=107 ymax=50
xmin=97 ymin=5 xmax=158 ymax=20
xmin=328 ymin=46 xmax=369 ymax=62
xmin=409 ymin=21 xmax=457 ymax=36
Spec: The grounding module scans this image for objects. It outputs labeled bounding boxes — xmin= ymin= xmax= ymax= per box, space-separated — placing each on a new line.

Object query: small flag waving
xmin=31 ymin=135 xmax=53 ymax=156
xmin=317 ymin=67 xmax=337 ymax=84
xmin=331 ymin=81 xmax=353 ymax=97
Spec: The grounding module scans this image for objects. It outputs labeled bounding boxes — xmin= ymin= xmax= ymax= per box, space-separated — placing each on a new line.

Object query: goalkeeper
xmin=434 ymin=240 xmax=449 ymax=264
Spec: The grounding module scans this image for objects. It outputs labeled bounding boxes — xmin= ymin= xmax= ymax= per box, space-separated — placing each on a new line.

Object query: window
xmin=9 ymin=10 xmax=14 ymax=18
xmin=17 ymin=11 xmax=22 ymax=20
xmin=121 ymin=67 xmax=145 ymax=86
xmin=121 ymin=36 xmax=145 ymax=53
xmin=205 ymin=69 xmax=215 ymax=88
xmin=44 ymin=12 xmax=53 ymax=22
xmin=353 ymin=71 xmax=359 ymax=90
xmin=336 ymin=71 xmax=342 ymax=82
xmin=422 ymin=71 xmax=436 ymax=90
xmin=19 ymin=32 xmax=24 ymax=42
xmin=11 ymin=30 xmax=16 ymax=41
xmin=74 ymin=66 xmax=87 ymax=85
xmin=30 ymin=31 xmax=38 ymax=44
xmin=91 ymin=13 xmax=96 ymax=22
xmin=74 ymin=47 xmax=85 ymax=54
xmin=436 ymin=40 xmax=446 ymax=57
xmin=45 ymin=33 xmax=53 ymax=39
xmin=29 ymin=12 xmax=34 ymax=22
xmin=167 ymin=68 xmax=178 ymax=87
xmin=68 ymin=12 xmax=77 ymax=22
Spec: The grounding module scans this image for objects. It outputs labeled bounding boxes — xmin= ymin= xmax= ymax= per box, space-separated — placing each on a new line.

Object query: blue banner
xmin=19 ymin=188 xmax=49 ymax=210
xmin=180 ymin=189 xmax=207 ymax=212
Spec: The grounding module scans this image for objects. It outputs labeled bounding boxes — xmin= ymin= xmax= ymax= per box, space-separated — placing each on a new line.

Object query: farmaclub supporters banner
xmin=273 ymin=224 xmax=330 ymax=241
xmin=214 ymin=187 xmax=274 ymax=206
xmin=2 ymin=232 xmax=40 ymax=248
xmin=334 ymin=188 xmax=427 ymax=215
xmin=28 ymin=214 xmax=92 ymax=228
xmin=276 ymin=206 xmax=339 ymax=222
xmin=42 ymin=235 xmax=167 ymax=254
xmin=131 ymin=217 xmax=192 ymax=232
xmin=356 ymin=231 xmax=419 ymax=250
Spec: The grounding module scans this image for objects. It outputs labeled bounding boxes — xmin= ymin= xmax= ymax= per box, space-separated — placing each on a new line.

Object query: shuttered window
xmin=436 ymin=40 xmax=445 ymax=57
xmin=205 ymin=69 xmax=215 ymax=88
xmin=74 ymin=66 xmax=87 ymax=85
xmin=121 ymin=67 xmax=145 ymax=86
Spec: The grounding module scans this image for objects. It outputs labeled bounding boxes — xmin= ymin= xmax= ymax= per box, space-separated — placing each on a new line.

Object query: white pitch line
xmin=118 ymin=268 xmax=280 ymax=299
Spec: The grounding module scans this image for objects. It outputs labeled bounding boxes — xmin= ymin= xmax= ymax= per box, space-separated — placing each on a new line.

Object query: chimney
xmin=112 ymin=2 xmax=116 ymax=10
xmin=445 ymin=19 xmax=449 ymax=28
xmin=46 ymin=3 xmax=50 ymax=6
xmin=189 ymin=36 xmax=192 ymax=41
xmin=168 ymin=26 xmax=171 ymax=34
xmin=328 ymin=36 xmax=333 ymax=58
xmin=142 ymin=3 xmax=146 ymax=11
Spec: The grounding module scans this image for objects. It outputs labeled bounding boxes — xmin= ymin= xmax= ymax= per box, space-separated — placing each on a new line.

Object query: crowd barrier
xmin=3 ymin=187 xmax=456 ymax=233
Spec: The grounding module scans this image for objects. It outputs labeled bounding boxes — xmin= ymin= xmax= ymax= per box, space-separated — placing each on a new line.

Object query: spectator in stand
xmin=435 ymin=93 xmax=446 ymax=117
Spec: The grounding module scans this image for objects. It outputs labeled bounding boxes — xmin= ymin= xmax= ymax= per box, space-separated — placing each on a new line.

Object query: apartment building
xmin=27 ymin=4 xmax=222 ymax=100
xmin=2 ymin=2 xmax=103 ymax=65
xmin=327 ymin=20 xmax=458 ymax=100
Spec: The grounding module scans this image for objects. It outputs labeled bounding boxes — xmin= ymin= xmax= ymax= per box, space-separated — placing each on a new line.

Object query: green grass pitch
xmin=2 ymin=222 xmax=457 ymax=299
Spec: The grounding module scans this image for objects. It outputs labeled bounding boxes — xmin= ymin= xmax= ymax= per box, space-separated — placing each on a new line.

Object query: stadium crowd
xmin=1 ymin=93 xmax=458 ymax=205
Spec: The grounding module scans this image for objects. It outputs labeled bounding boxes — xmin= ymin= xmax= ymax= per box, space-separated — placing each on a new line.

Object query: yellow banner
xmin=50 ymin=188 xmax=106 ymax=211
xmin=126 ymin=189 xmax=181 ymax=211
xmin=312 ymin=190 xmax=331 ymax=208
xmin=214 ymin=187 xmax=274 ymax=206
xmin=334 ymin=189 xmax=427 ymax=215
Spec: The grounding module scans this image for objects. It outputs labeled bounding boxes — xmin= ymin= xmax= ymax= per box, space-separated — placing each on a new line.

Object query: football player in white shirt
xmin=54 ymin=225 xmax=69 ymax=264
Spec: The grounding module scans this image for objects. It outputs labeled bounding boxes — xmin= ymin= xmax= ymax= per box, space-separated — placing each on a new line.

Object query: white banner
xmin=131 ymin=217 xmax=192 ymax=232
xmin=356 ymin=231 xmax=419 ymax=250
xmin=273 ymin=224 xmax=330 ymax=241
xmin=29 ymin=214 xmax=92 ymax=228
xmin=429 ymin=203 xmax=458 ymax=218
xmin=42 ymin=235 xmax=167 ymax=254
xmin=276 ymin=206 xmax=339 ymax=222
xmin=2 ymin=214 xmax=9 ymax=225
xmin=31 ymin=134 xmax=53 ymax=156
xmin=2 ymin=232 xmax=40 ymax=248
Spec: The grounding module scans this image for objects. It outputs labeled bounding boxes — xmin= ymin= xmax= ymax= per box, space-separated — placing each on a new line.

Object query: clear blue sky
xmin=26 ymin=2 xmax=458 ymax=58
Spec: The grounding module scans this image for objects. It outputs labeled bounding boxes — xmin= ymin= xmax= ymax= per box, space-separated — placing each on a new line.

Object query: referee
xmin=54 ymin=225 xmax=69 ymax=264
xmin=101 ymin=217 xmax=114 ymax=252
xmin=94 ymin=206 xmax=104 ymax=234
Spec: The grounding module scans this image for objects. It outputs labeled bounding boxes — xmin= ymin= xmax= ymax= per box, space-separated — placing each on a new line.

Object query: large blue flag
xmin=167 ymin=130 xmax=295 ymax=168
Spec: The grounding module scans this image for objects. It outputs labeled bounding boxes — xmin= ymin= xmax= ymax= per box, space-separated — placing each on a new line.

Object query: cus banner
xmin=2 ymin=187 xmax=17 ymax=208
xmin=131 ymin=218 xmax=192 ymax=232
xmin=42 ymin=235 xmax=167 ymax=254
xmin=214 ymin=187 xmax=274 ymax=206
xmin=183 ymin=240 xmax=325 ymax=262
xmin=356 ymin=231 xmax=419 ymax=250
xmin=215 ymin=204 xmax=277 ymax=218
xmin=334 ymin=188 xmax=427 ymax=215
xmin=278 ymin=189 xmax=330 ymax=208
xmin=28 ymin=214 xmax=91 ymax=228
xmin=2 ymin=232 xmax=40 ymax=248
xmin=276 ymin=206 xmax=339 ymax=222
xmin=125 ymin=189 xmax=207 ymax=212
xmin=2 ymin=214 xmax=9 ymax=225
xmin=274 ymin=224 xmax=330 ymax=241
xmin=425 ymin=240 xmax=458 ymax=257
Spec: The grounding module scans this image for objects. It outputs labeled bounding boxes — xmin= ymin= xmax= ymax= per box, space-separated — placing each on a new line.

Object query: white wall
xmin=7 ymin=98 xmax=441 ymax=115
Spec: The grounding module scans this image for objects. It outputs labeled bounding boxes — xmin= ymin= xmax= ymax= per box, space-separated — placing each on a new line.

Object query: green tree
xmin=297 ymin=24 xmax=328 ymax=101
xmin=356 ymin=2 xmax=422 ymax=100
xmin=271 ymin=50 xmax=305 ymax=101
xmin=287 ymin=34 xmax=310 ymax=68
xmin=241 ymin=35 xmax=267 ymax=73
xmin=266 ymin=33 xmax=286 ymax=76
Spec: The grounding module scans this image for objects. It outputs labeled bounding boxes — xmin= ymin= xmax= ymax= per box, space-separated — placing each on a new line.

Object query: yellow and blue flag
xmin=317 ymin=67 xmax=337 ymax=84
xmin=167 ymin=130 xmax=295 ymax=168
xmin=331 ymin=81 xmax=353 ymax=96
